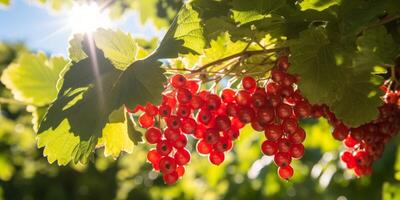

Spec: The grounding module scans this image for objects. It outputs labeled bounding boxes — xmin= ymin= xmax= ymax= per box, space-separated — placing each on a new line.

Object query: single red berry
xmin=294 ymin=101 xmax=312 ymax=119
xmin=159 ymin=105 xmax=172 ymax=117
xmin=265 ymin=82 xmax=280 ymax=95
xmin=237 ymin=106 xmax=255 ymax=123
xmin=350 ymin=128 xmax=364 ymax=141
xmin=264 ymin=124 xmax=283 ymax=141
xmin=147 ymin=149 xmax=161 ymax=164
xmin=180 ymin=118 xmax=197 ymax=134
xmin=174 ymin=148 xmax=191 ymax=165
xmin=332 ymin=124 xmax=349 ymax=141
xmin=267 ymin=94 xmax=282 ymax=107
xmin=282 ymin=74 xmax=295 ymax=86
xmin=163 ymin=171 xmax=179 ymax=185
xmin=261 ymin=140 xmax=278 ymax=156
xmin=340 ymin=151 xmax=353 ymax=163
xmin=166 ymin=115 xmax=181 ymax=130
xmin=252 ymin=93 xmax=268 ymax=108
xmin=276 ymin=103 xmax=293 ymax=119
xmin=344 ymin=135 xmax=358 ymax=148
xmin=214 ymin=137 xmax=233 ymax=152
xmin=289 ymin=127 xmax=306 ymax=144
xmin=165 ymin=128 xmax=181 ymax=141
xmin=242 ymin=76 xmax=257 ymax=92
xmin=277 ymin=56 xmax=289 ymax=69
xmin=145 ymin=127 xmax=162 ymax=144
xmin=194 ymin=124 xmax=206 ymax=139
xmin=159 ymin=156 xmax=177 ymax=174
xmin=274 ymin=152 xmax=292 ymax=167
xmin=231 ymin=117 xmax=245 ymax=129
xmin=282 ymin=118 xmax=298 ymax=134
xmin=215 ymin=115 xmax=231 ymax=131
xmin=251 ymin=120 xmax=264 ymax=131
xmin=235 ymin=90 xmax=252 ymax=106
xmin=280 ymin=85 xmax=294 ymax=97
xmin=156 ymin=140 xmax=173 ymax=156
xmin=197 ymin=109 xmax=213 ymax=125
xmin=171 ymin=74 xmax=186 ymax=88
xmin=162 ymin=93 xmax=176 ymax=108
xmin=144 ymin=103 xmax=158 ymax=116
xmin=221 ymin=89 xmax=236 ymax=103
xmin=186 ymin=80 xmax=199 ymax=94
xmin=290 ymin=143 xmax=305 ymax=159
xmin=278 ymin=165 xmax=294 ymax=180
xmin=209 ymin=151 xmax=225 ymax=165
xmin=277 ymin=138 xmax=292 ymax=153
xmin=139 ymin=113 xmax=154 ymax=128
xmin=226 ymin=103 xmax=239 ymax=117
xmin=172 ymin=134 xmax=188 ymax=149
xmin=196 ymin=139 xmax=212 ymax=155
xmin=204 ymin=128 xmax=220 ymax=145
xmin=205 ymin=94 xmax=222 ymax=110
xmin=257 ymin=106 xmax=275 ymax=125
xmin=190 ymin=95 xmax=205 ymax=109
xmin=177 ymin=105 xmax=192 ymax=118
xmin=177 ymin=88 xmax=192 ymax=104
xmin=271 ymin=69 xmax=285 ymax=84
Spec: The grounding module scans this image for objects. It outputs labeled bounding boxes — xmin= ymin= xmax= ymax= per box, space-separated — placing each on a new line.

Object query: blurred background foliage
xmin=0 ymin=0 xmax=400 ymax=199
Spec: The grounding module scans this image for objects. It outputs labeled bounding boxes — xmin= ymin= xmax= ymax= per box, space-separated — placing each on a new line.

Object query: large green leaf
xmin=38 ymin=37 xmax=165 ymax=164
xmin=289 ymin=27 xmax=385 ymax=127
xmin=231 ymin=0 xmax=286 ymax=25
xmin=1 ymin=52 xmax=67 ymax=106
xmin=299 ymin=0 xmax=341 ymax=11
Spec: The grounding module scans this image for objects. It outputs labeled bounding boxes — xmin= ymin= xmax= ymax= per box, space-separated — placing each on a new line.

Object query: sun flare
xmin=68 ymin=3 xmax=111 ymax=34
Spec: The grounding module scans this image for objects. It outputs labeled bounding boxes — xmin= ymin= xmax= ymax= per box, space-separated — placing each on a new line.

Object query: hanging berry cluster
xmin=312 ymin=85 xmax=400 ymax=177
xmin=128 ymin=55 xmax=400 ymax=185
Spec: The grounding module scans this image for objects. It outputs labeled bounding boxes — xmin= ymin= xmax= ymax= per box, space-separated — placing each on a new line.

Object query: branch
xmin=364 ymin=14 xmax=400 ymax=31
xmin=193 ymin=47 xmax=288 ymax=73
xmin=0 ymin=97 xmax=30 ymax=106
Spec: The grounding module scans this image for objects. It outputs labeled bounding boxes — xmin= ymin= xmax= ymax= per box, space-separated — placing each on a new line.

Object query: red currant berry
xmin=172 ymin=134 xmax=187 ymax=149
xmin=174 ymin=148 xmax=191 ymax=165
xmin=221 ymin=89 xmax=236 ymax=103
xmin=237 ymin=106 xmax=255 ymax=123
xmin=159 ymin=156 xmax=177 ymax=174
xmin=177 ymin=104 xmax=192 ymax=118
xmin=215 ymin=115 xmax=231 ymax=131
xmin=145 ymin=127 xmax=162 ymax=144
xmin=165 ymin=128 xmax=180 ymax=141
xmin=289 ymin=127 xmax=306 ymax=144
xmin=261 ymin=140 xmax=278 ymax=156
xmin=277 ymin=138 xmax=292 ymax=152
xmin=196 ymin=139 xmax=212 ymax=155
xmin=242 ymin=76 xmax=257 ymax=92
xmin=190 ymin=95 xmax=205 ymax=109
xmin=257 ymin=106 xmax=275 ymax=125
xmin=278 ymin=165 xmax=294 ymax=180
xmin=294 ymin=101 xmax=312 ymax=118
xmin=156 ymin=140 xmax=173 ymax=156
xmin=332 ymin=124 xmax=349 ymax=141
xmin=186 ymin=80 xmax=199 ymax=94
xmin=163 ymin=171 xmax=179 ymax=185
xmin=214 ymin=137 xmax=233 ymax=152
xmin=139 ymin=113 xmax=154 ymax=128
xmin=159 ymin=105 xmax=172 ymax=117
xmin=251 ymin=120 xmax=264 ymax=131
xmin=223 ymin=128 xmax=240 ymax=140
xmin=206 ymin=94 xmax=222 ymax=110
xmin=282 ymin=118 xmax=298 ymax=134
xmin=276 ymin=103 xmax=293 ymax=119
xmin=265 ymin=82 xmax=280 ymax=95
xmin=264 ymin=124 xmax=283 ymax=141
xmin=177 ymin=88 xmax=192 ymax=104
xmin=235 ymin=90 xmax=252 ymax=106
xmin=180 ymin=118 xmax=197 ymax=134
xmin=274 ymin=152 xmax=292 ymax=167
xmin=166 ymin=115 xmax=181 ymax=130
xmin=204 ymin=128 xmax=219 ymax=145
xmin=171 ymin=74 xmax=186 ymax=89
xmin=277 ymin=56 xmax=289 ymax=70
xmin=147 ymin=149 xmax=161 ymax=164
xmin=209 ymin=151 xmax=225 ymax=165
xmin=226 ymin=103 xmax=239 ymax=117
xmin=176 ymin=165 xmax=185 ymax=177
xmin=290 ymin=143 xmax=305 ymax=159
xmin=197 ymin=109 xmax=213 ymax=125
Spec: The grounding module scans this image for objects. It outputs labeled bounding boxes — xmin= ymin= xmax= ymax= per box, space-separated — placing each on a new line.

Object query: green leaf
xmin=383 ymin=182 xmax=400 ymax=200
xmin=97 ymin=122 xmax=134 ymax=159
xmin=126 ymin=112 xmax=143 ymax=145
xmin=68 ymin=33 xmax=87 ymax=62
xmin=152 ymin=4 xmax=205 ymax=58
xmin=1 ymin=52 xmax=68 ymax=106
xmin=231 ymin=0 xmax=286 ymax=25
xmin=299 ymin=0 xmax=341 ymax=11
xmin=38 ymin=37 xmax=165 ymax=164
xmin=93 ymin=28 xmax=139 ymax=70
xmin=289 ymin=27 xmax=343 ymax=104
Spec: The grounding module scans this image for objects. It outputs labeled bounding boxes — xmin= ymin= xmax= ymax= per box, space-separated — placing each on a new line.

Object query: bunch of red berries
xmin=314 ymin=86 xmax=400 ymax=177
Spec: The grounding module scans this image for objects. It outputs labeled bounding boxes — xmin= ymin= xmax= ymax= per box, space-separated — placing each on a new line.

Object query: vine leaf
xmin=231 ymin=0 xmax=285 ymax=25
xmin=1 ymin=53 xmax=68 ymax=106
xmin=38 ymin=36 xmax=165 ymax=164
xmin=299 ymin=0 xmax=341 ymax=11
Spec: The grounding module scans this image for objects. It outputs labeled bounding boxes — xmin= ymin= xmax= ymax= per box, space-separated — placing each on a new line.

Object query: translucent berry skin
xmin=215 ymin=115 xmax=231 ymax=131
xmin=174 ymin=148 xmax=191 ymax=165
xmin=278 ymin=165 xmax=294 ymax=180
xmin=277 ymin=56 xmax=289 ymax=70
xmin=264 ymin=124 xmax=283 ymax=141
xmin=235 ymin=90 xmax=252 ymax=106
xmin=237 ymin=106 xmax=255 ymax=123
xmin=177 ymin=105 xmax=192 ymax=118
xmin=180 ymin=118 xmax=197 ymax=135
xmin=289 ymin=128 xmax=306 ymax=144
xmin=165 ymin=128 xmax=180 ymax=141
xmin=209 ymin=151 xmax=225 ymax=165
xmin=257 ymin=106 xmax=275 ymax=125
xmin=277 ymin=138 xmax=292 ymax=153
xmin=163 ymin=171 xmax=179 ymax=185
xmin=242 ymin=76 xmax=257 ymax=92
xmin=190 ymin=95 xmax=205 ymax=109
xmin=206 ymin=94 xmax=222 ymax=110
xmin=196 ymin=139 xmax=212 ymax=155
xmin=261 ymin=140 xmax=278 ymax=156
xmin=147 ymin=149 xmax=161 ymax=164
xmin=145 ymin=127 xmax=162 ymax=144
xmin=276 ymin=103 xmax=293 ymax=119
xmin=274 ymin=152 xmax=292 ymax=167
xmin=159 ymin=156 xmax=177 ymax=174
xmin=186 ymin=80 xmax=199 ymax=94
xmin=166 ymin=115 xmax=181 ymax=130
xmin=197 ymin=109 xmax=213 ymax=125
xmin=177 ymin=88 xmax=192 ymax=104
xmin=139 ymin=113 xmax=154 ymax=128
xmin=290 ymin=143 xmax=305 ymax=159
xmin=171 ymin=74 xmax=186 ymax=88
xmin=173 ymin=134 xmax=188 ymax=149
xmin=145 ymin=103 xmax=159 ymax=116
xmin=221 ymin=89 xmax=236 ymax=103
xmin=282 ymin=118 xmax=298 ymax=134
xmin=332 ymin=124 xmax=349 ymax=141
xmin=204 ymin=128 xmax=220 ymax=145
xmin=159 ymin=105 xmax=172 ymax=117
xmin=214 ymin=137 xmax=233 ymax=152
xmin=176 ymin=165 xmax=185 ymax=177
xmin=156 ymin=140 xmax=173 ymax=156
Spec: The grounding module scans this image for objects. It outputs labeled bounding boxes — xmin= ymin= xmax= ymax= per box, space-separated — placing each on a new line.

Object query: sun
xmin=68 ymin=3 xmax=111 ymax=34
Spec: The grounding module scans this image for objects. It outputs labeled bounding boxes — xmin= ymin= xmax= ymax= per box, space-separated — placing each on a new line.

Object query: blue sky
xmin=0 ymin=0 xmax=164 ymax=55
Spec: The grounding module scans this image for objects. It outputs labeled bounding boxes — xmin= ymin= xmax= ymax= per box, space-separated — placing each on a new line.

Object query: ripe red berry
xmin=196 ymin=139 xmax=212 ymax=155
xmin=271 ymin=69 xmax=285 ymax=83
xmin=290 ymin=143 xmax=305 ymax=159
xmin=242 ymin=76 xmax=257 ymax=92
xmin=166 ymin=115 xmax=181 ymax=130
xmin=209 ymin=151 xmax=225 ymax=165
xmin=221 ymin=89 xmax=236 ymax=103
xmin=180 ymin=118 xmax=197 ymax=134
xmin=163 ymin=171 xmax=179 ymax=185
xmin=147 ymin=149 xmax=161 ymax=164
xmin=177 ymin=105 xmax=192 ymax=118
xmin=274 ymin=152 xmax=292 ymax=167
xmin=171 ymin=74 xmax=186 ymax=88
xmin=294 ymin=101 xmax=312 ymax=118
xmin=278 ymin=165 xmax=294 ymax=180
xmin=139 ymin=113 xmax=154 ymax=128
xmin=257 ymin=106 xmax=275 ymax=125
xmin=215 ymin=115 xmax=231 ymax=131
xmin=172 ymin=134 xmax=188 ymax=149
xmin=340 ymin=151 xmax=353 ymax=163
xmin=186 ymin=80 xmax=199 ymax=94
xmin=214 ymin=137 xmax=233 ymax=152
xmin=174 ymin=148 xmax=191 ymax=165
xmin=145 ymin=127 xmax=162 ymax=144
xmin=235 ymin=90 xmax=252 ymax=106
xmin=176 ymin=165 xmax=185 ymax=177
xmin=344 ymin=135 xmax=357 ymax=148
xmin=267 ymin=94 xmax=282 ymax=107
xmin=332 ymin=124 xmax=349 ymax=141
xmin=159 ymin=105 xmax=172 ymax=117
xmin=289 ymin=127 xmax=306 ymax=144
xmin=264 ymin=124 xmax=283 ymax=141
xmin=277 ymin=138 xmax=292 ymax=152
xmin=261 ymin=140 xmax=278 ymax=156
xmin=177 ymin=88 xmax=192 ymax=104
xmin=277 ymin=56 xmax=289 ymax=70
xmin=190 ymin=95 xmax=205 ymax=109
xmin=223 ymin=128 xmax=240 ymax=140
xmin=226 ymin=103 xmax=239 ymax=117
xmin=276 ymin=103 xmax=293 ymax=119
xmin=159 ymin=156 xmax=177 ymax=174
xmin=252 ymin=93 xmax=267 ymax=108
xmin=231 ymin=117 xmax=245 ymax=129
xmin=197 ymin=109 xmax=213 ymax=125
xmin=165 ymin=128 xmax=180 ymax=141
xmin=251 ymin=120 xmax=264 ymax=131
xmin=156 ymin=140 xmax=173 ymax=156
xmin=204 ymin=128 xmax=220 ymax=145
xmin=282 ymin=118 xmax=298 ymax=134
xmin=237 ymin=106 xmax=255 ymax=123
xmin=144 ymin=103 xmax=158 ymax=116
xmin=265 ymin=82 xmax=280 ymax=95
xmin=206 ymin=94 xmax=221 ymax=110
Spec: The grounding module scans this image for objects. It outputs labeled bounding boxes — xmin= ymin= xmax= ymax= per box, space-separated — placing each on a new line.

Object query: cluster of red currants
xmin=312 ymin=86 xmax=400 ymax=177
xmin=256 ymin=57 xmax=312 ymax=180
